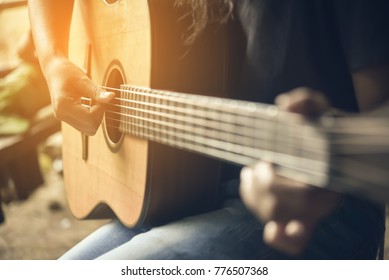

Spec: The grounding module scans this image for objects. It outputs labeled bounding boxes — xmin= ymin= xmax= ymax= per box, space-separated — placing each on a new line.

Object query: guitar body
xmin=63 ymin=0 xmax=242 ymax=227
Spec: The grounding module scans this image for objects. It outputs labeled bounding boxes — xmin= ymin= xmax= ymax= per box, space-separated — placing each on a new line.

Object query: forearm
xmin=28 ymin=0 xmax=75 ymax=75
xmin=28 ymin=0 xmax=114 ymax=135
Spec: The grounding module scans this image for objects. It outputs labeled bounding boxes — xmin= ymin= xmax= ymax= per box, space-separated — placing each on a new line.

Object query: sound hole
xmin=104 ymin=68 xmax=123 ymax=146
xmin=103 ymin=0 xmax=118 ymax=4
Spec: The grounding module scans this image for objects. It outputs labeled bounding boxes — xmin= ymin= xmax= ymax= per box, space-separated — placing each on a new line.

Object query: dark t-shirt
xmin=235 ymin=0 xmax=389 ymax=112
xmin=221 ymin=0 xmax=389 ymax=196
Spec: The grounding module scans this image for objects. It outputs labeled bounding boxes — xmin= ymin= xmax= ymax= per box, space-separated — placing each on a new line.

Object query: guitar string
xmin=103 ymin=107 xmax=326 ymax=165
xmin=100 ymin=86 xmax=389 ymax=155
xmin=111 ymin=85 xmax=389 ymax=185
xmin=106 ymin=84 xmax=328 ymax=182
xmin=88 ymin=84 xmax=388 ymax=174
xmin=103 ymin=85 xmax=327 ymax=150
xmin=100 ymin=85 xmax=389 ymax=154
xmin=104 ymin=102 xmax=322 ymax=155
xmin=100 ymin=85 xmax=389 ymax=136
xmin=88 ymin=85 xmax=389 ymax=168
xmin=104 ymin=113 xmax=389 ymax=191
xmin=105 ymin=112 xmax=389 ymax=191
xmin=102 ymin=99 xmax=327 ymax=166
xmin=104 ymin=113 xmax=326 ymax=167
xmin=103 ymin=117 xmax=329 ymax=187
xmin=78 ymin=85 xmax=389 ymax=192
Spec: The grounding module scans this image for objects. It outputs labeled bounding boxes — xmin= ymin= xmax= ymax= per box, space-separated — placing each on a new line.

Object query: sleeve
xmin=334 ymin=0 xmax=389 ymax=72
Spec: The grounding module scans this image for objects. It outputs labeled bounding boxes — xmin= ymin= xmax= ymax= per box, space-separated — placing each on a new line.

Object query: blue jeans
xmin=59 ymin=196 xmax=385 ymax=260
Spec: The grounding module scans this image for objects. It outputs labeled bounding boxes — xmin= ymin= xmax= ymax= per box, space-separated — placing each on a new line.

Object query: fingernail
xmin=240 ymin=167 xmax=253 ymax=181
xmin=285 ymin=220 xmax=305 ymax=237
xmin=263 ymin=221 xmax=278 ymax=243
xmin=275 ymin=94 xmax=290 ymax=109
xmin=100 ymin=91 xmax=112 ymax=97
xmin=254 ymin=162 xmax=273 ymax=184
xmin=98 ymin=91 xmax=115 ymax=101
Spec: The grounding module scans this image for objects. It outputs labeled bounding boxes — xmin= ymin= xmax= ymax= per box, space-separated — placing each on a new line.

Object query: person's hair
xmin=175 ymin=0 xmax=234 ymax=44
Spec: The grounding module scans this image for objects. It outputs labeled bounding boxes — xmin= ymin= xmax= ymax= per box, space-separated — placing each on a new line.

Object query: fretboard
xmin=104 ymin=85 xmax=330 ymax=187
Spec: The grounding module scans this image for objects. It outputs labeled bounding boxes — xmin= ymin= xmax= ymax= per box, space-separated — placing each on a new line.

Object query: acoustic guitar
xmin=63 ymin=0 xmax=389 ymax=228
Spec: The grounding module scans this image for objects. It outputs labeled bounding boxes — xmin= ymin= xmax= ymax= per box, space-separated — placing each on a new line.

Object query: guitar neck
xmin=104 ymin=85 xmax=330 ymax=187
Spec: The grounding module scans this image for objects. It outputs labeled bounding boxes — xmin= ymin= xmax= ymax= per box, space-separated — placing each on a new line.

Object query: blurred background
xmin=0 ymin=1 xmax=28 ymax=64
xmin=0 ymin=0 xmax=106 ymax=260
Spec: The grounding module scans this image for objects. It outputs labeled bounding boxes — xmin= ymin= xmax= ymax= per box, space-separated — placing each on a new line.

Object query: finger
xmin=92 ymin=86 xmax=115 ymax=104
xmin=240 ymin=162 xmax=304 ymax=221
xmin=56 ymin=96 xmax=106 ymax=135
xmin=239 ymin=166 xmax=256 ymax=210
xmin=251 ymin=162 xmax=313 ymax=221
xmin=263 ymin=220 xmax=315 ymax=256
xmin=68 ymin=73 xmax=114 ymax=104
xmin=62 ymin=80 xmax=113 ymax=134
xmin=275 ymin=87 xmax=329 ymax=116
xmin=240 ymin=163 xmax=275 ymax=221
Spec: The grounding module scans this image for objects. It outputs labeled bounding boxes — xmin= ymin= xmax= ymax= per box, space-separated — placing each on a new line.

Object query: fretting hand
xmin=240 ymin=87 xmax=342 ymax=256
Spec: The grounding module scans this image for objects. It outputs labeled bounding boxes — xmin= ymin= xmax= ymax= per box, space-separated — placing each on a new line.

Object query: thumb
xmin=93 ymin=86 xmax=115 ymax=104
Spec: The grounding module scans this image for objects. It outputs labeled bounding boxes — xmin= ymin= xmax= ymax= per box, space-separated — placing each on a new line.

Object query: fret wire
xmin=113 ymin=95 xmax=267 ymax=130
xmin=107 ymin=86 xmax=328 ymax=174
xmin=115 ymin=85 xmax=265 ymax=115
xmin=124 ymin=111 xmax=249 ymax=155
xmin=113 ymin=103 xmax=389 ymax=156
xmin=105 ymin=112 xmax=328 ymax=177
xmin=94 ymin=85 xmax=389 ymax=188
xmin=107 ymin=102 xmax=258 ymax=141
xmin=112 ymin=95 xmax=389 ymax=151
xmin=104 ymin=117 xmax=328 ymax=182
xmin=109 ymin=85 xmax=329 ymax=184
xmin=99 ymin=87 xmax=329 ymax=167
xmin=105 ymin=102 xmax=328 ymax=158
xmin=116 ymin=86 xmax=326 ymax=148
xmin=124 ymin=89 xmax=129 ymax=133
xmin=105 ymin=99 xmax=326 ymax=156
xmin=101 ymin=85 xmax=388 ymax=134
xmin=108 ymin=111 xmax=254 ymax=151
xmin=115 ymin=86 xmax=331 ymax=158
xmin=105 ymin=107 xmax=327 ymax=162
xmin=102 ymin=85 xmax=389 ymax=135
xmin=112 ymin=85 xmax=298 ymax=127
xmin=135 ymin=88 xmax=139 ymax=135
